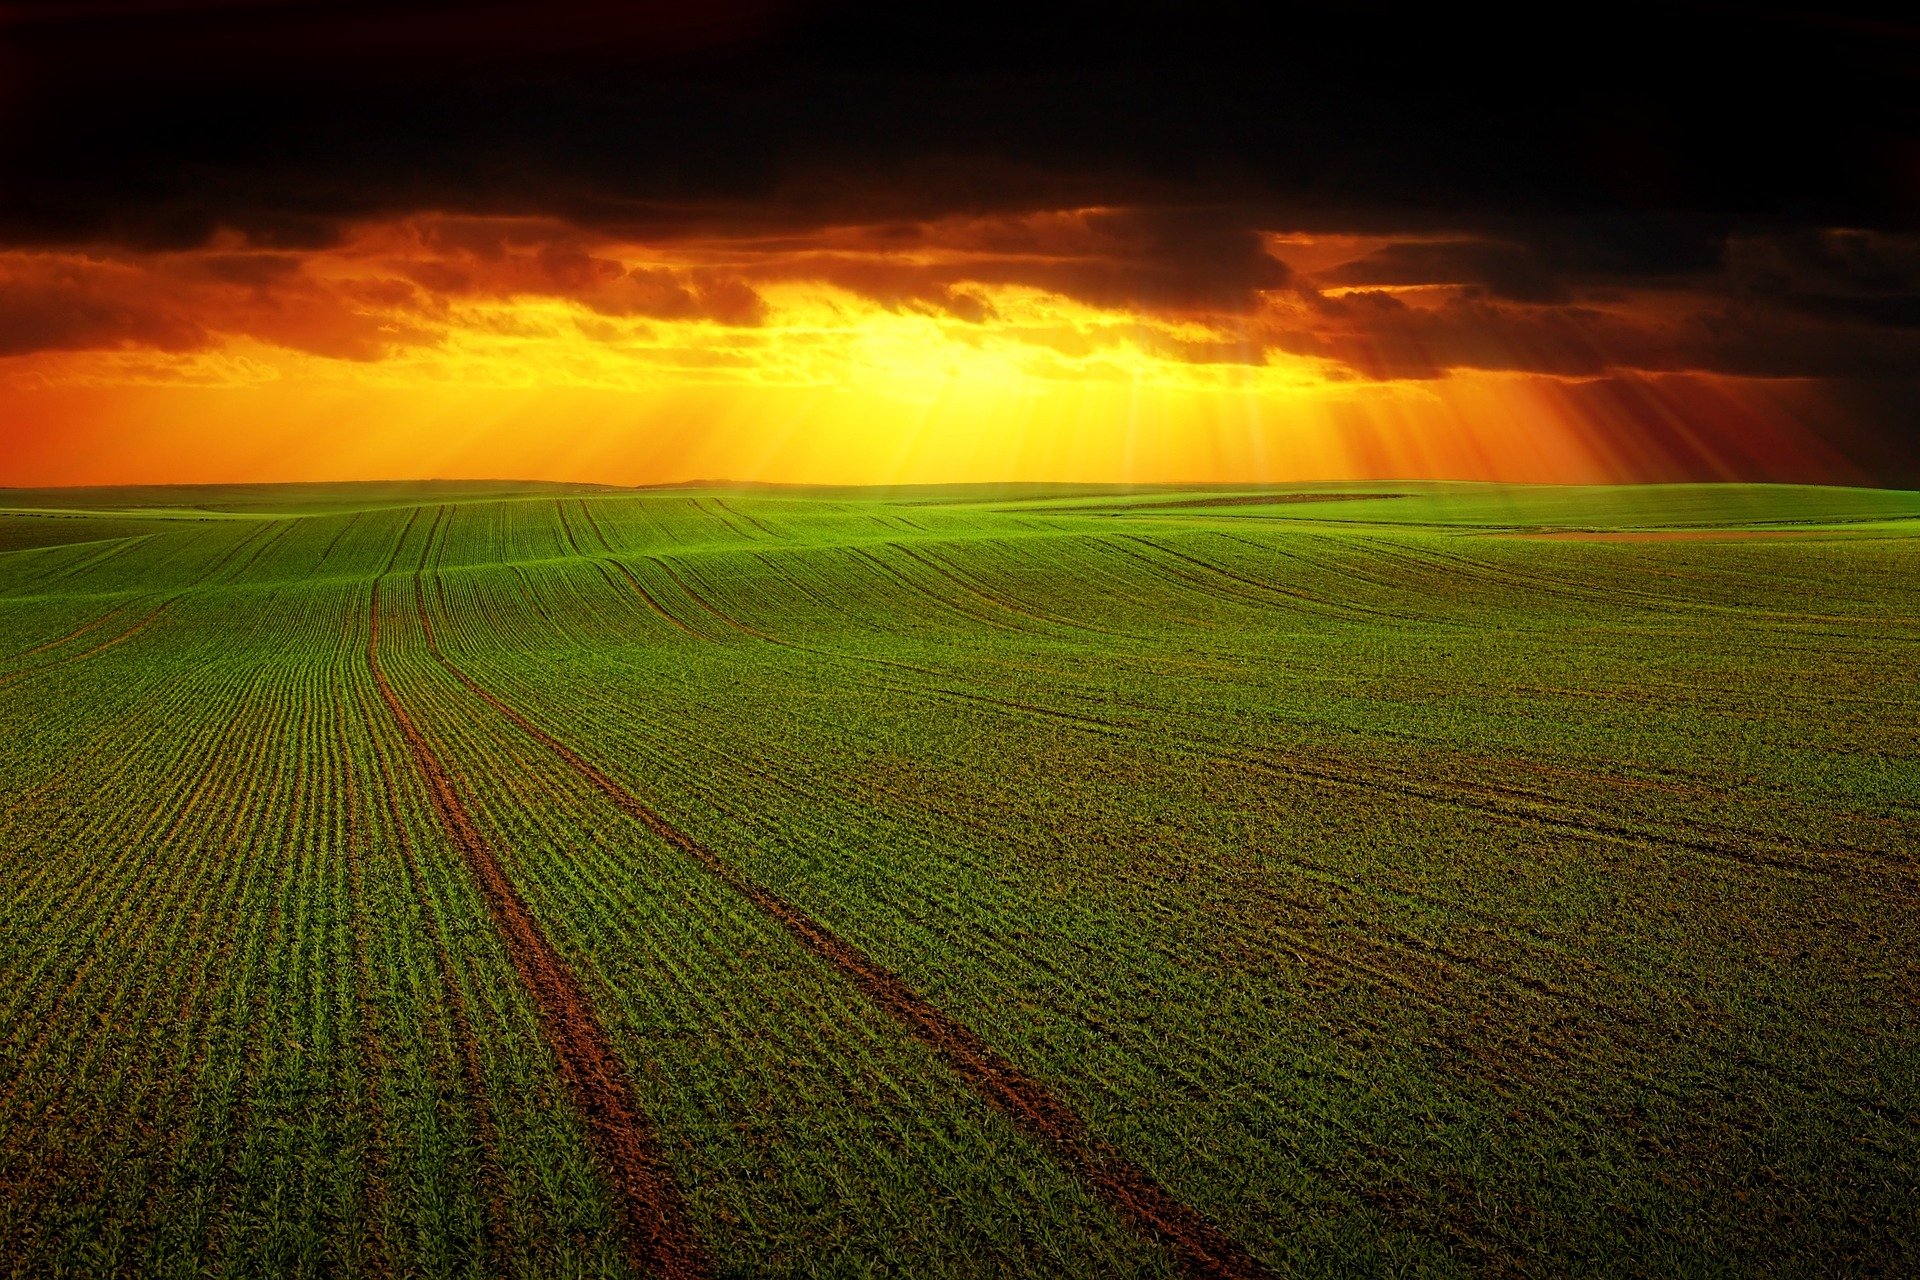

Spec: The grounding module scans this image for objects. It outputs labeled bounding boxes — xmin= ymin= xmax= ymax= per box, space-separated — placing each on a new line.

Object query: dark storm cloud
xmin=0 ymin=278 xmax=205 ymax=356
xmin=1275 ymin=284 xmax=1920 ymax=383
xmin=0 ymin=250 xmax=436 ymax=361
xmin=1320 ymin=242 xmax=1573 ymax=305
xmin=4 ymin=2 xmax=1915 ymax=252
xmin=2 ymin=1 xmax=1918 ymax=473
xmin=1724 ymin=228 xmax=1920 ymax=327
xmin=708 ymin=207 xmax=1296 ymax=317
xmin=365 ymin=221 xmax=773 ymax=324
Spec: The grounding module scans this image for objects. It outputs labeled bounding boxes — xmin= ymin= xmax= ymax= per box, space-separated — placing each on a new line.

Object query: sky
xmin=1 ymin=2 xmax=1916 ymax=488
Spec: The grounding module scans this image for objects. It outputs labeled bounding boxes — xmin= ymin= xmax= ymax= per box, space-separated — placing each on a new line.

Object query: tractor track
xmin=367 ymin=575 xmax=710 ymax=1280
xmin=595 ymin=557 xmax=712 ymax=640
xmin=620 ymin=558 xmax=1909 ymax=883
xmin=1 ymin=597 xmax=140 ymax=664
xmin=332 ymin=666 xmax=395 ymax=1280
xmin=409 ymin=574 xmax=1271 ymax=1280
xmin=0 ymin=596 xmax=175 ymax=690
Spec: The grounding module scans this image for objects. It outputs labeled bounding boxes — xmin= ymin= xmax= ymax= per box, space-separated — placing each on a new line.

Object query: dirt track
xmin=367 ymin=579 xmax=711 ymax=1280
xmin=409 ymin=576 xmax=1271 ymax=1280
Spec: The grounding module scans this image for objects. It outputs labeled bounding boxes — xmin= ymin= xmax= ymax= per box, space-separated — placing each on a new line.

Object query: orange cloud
xmin=0 ymin=210 xmax=1907 ymax=487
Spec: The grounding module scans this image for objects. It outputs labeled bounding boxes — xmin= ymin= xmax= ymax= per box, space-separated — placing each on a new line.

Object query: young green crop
xmin=0 ymin=481 xmax=1915 ymax=1277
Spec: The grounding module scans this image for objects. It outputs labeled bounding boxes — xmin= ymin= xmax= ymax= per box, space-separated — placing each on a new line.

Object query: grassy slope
xmin=0 ymin=482 xmax=1914 ymax=1277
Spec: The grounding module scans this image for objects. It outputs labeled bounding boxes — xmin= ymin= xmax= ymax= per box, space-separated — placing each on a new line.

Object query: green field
xmin=0 ymin=480 xmax=1915 ymax=1277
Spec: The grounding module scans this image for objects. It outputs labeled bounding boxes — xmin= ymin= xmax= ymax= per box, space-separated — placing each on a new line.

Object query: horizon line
xmin=5 ymin=477 xmax=1918 ymax=496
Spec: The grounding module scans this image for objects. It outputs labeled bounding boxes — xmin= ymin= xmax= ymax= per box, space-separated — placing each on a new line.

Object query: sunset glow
xmin=0 ymin=214 xmax=1872 ymax=487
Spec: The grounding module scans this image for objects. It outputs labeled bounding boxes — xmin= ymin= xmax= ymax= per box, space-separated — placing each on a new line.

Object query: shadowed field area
xmin=1 ymin=480 xmax=1915 ymax=1277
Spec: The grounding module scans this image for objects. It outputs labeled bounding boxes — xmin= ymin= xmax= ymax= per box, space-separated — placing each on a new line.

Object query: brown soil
xmin=574 ymin=499 xmax=620 ymax=553
xmin=892 ymin=542 xmax=1125 ymax=637
xmin=6 ymin=599 xmax=134 ymax=662
xmin=1037 ymin=492 xmax=1408 ymax=514
xmin=362 ymin=628 xmax=512 ymax=1271
xmin=368 ymin=580 xmax=711 ymax=1280
xmin=601 ymin=557 xmax=709 ymax=639
xmin=333 ymin=655 xmax=395 ymax=1278
xmin=555 ymin=499 xmax=587 ymax=557
xmin=1129 ymin=492 xmax=1407 ymax=510
xmin=419 ymin=606 xmax=1271 ymax=1279
xmin=1505 ymin=529 xmax=1828 ymax=541
xmin=648 ymin=556 xmax=780 ymax=641
xmin=0 ymin=598 xmax=174 ymax=690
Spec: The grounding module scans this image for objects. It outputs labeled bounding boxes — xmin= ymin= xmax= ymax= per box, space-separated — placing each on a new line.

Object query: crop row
xmin=0 ymin=489 xmax=1913 ymax=1276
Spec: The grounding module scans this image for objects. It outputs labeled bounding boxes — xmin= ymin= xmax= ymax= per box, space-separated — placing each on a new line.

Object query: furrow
xmin=366 ymin=577 xmax=711 ymax=1280
xmin=408 ymin=575 xmax=1271 ymax=1280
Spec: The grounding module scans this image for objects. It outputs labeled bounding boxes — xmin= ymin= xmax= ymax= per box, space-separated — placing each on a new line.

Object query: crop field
xmin=0 ymin=479 xmax=1915 ymax=1278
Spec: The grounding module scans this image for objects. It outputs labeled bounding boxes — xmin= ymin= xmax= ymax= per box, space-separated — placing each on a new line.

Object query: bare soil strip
xmin=1116 ymin=492 xmax=1409 ymax=511
xmin=331 ymin=613 xmax=395 ymax=1275
xmin=4 ymin=598 xmax=137 ymax=663
xmin=600 ymin=558 xmax=710 ymax=639
xmin=2 ymin=516 xmax=299 ymax=686
xmin=618 ymin=565 xmax=1892 ymax=881
xmin=550 ymin=499 xmax=711 ymax=640
xmin=0 ymin=597 xmax=174 ymax=690
xmin=359 ymin=623 xmax=514 ymax=1273
xmin=995 ymin=492 xmax=1408 ymax=516
xmin=574 ymin=499 xmax=617 ymax=553
xmin=1506 ymin=529 xmax=1831 ymax=542
xmin=555 ymin=499 xmax=587 ymax=557
xmin=409 ymin=582 xmax=1269 ymax=1280
xmin=366 ymin=579 xmax=711 ymax=1280
xmin=891 ymin=541 xmax=1128 ymax=638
